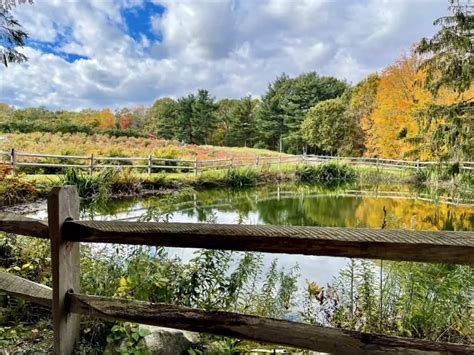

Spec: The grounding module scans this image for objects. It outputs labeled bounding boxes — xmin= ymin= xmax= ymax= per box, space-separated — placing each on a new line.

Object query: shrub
xmin=153 ymin=146 xmax=180 ymax=172
xmin=60 ymin=168 xmax=115 ymax=199
xmin=295 ymin=162 xmax=357 ymax=183
xmin=0 ymin=166 xmax=38 ymax=206
xmin=225 ymin=168 xmax=259 ymax=187
xmin=253 ymin=141 xmax=267 ymax=149
xmin=110 ymin=169 xmax=143 ymax=195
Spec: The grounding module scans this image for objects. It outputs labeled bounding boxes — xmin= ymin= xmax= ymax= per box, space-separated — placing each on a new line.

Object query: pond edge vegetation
xmin=0 ymin=161 xmax=441 ymax=206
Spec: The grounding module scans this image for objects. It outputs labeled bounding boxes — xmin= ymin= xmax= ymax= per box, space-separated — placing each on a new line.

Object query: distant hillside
xmin=0 ymin=132 xmax=285 ymax=161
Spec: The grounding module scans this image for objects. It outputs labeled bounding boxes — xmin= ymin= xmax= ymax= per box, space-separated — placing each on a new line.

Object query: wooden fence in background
xmin=1 ymin=148 xmax=473 ymax=175
xmin=0 ymin=186 xmax=473 ymax=354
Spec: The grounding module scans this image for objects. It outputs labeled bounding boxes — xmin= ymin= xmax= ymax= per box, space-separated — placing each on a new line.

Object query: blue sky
xmin=123 ymin=2 xmax=165 ymax=43
xmin=0 ymin=0 xmax=448 ymax=110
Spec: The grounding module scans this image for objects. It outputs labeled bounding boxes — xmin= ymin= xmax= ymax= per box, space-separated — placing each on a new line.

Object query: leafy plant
xmin=106 ymin=322 xmax=151 ymax=355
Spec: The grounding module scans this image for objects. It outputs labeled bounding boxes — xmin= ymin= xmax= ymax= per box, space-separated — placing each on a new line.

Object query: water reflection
xmin=81 ymin=184 xmax=474 ymax=231
xmin=45 ymin=183 xmax=469 ymax=288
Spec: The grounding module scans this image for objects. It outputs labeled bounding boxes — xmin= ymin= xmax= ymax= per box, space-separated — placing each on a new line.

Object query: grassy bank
xmin=0 ymin=162 xmax=421 ymax=207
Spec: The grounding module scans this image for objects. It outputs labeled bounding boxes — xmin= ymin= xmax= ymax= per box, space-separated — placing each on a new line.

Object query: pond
xmin=32 ymin=182 xmax=474 ymax=288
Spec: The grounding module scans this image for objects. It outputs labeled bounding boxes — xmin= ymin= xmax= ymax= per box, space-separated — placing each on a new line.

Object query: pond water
xmin=32 ymin=183 xmax=474 ymax=288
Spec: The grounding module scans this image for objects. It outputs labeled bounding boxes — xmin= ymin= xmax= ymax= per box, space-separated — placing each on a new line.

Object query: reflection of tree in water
xmin=255 ymin=194 xmax=363 ymax=227
xmin=81 ymin=183 xmax=473 ymax=231
xmin=80 ymin=196 xmax=139 ymax=219
xmin=421 ymin=208 xmax=473 ymax=232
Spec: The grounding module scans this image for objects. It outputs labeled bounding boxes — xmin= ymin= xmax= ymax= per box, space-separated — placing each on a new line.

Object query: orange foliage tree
xmin=82 ymin=108 xmax=117 ymax=129
xmin=365 ymin=52 xmax=461 ymax=159
xmin=119 ymin=114 xmax=131 ymax=130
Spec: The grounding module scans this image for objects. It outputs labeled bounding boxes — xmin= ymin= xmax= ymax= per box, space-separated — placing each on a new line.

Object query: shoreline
xmin=0 ymin=164 xmax=420 ymax=209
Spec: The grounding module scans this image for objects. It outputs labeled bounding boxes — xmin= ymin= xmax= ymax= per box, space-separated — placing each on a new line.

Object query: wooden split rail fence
xmin=1 ymin=149 xmax=472 ymax=175
xmin=0 ymin=186 xmax=474 ymax=354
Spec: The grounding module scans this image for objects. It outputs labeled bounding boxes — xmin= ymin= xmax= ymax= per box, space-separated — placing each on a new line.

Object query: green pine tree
xmin=415 ymin=0 xmax=474 ymax=161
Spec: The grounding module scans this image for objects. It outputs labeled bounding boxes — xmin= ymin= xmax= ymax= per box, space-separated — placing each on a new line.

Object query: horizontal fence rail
xmin=1 ymin=272 xmax=472 ymax=354
xmin=1 ymin=148 xmax=473 ymax=175
xmin=1 ymin=186 xmax=474 ymax=354
xmin=64 ymin=221 xmax=474 ymax=265
xmin=1 ymin=213 xmax=473 ymax=265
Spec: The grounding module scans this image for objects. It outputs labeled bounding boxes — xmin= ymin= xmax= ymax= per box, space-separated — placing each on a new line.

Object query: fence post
xmin=255 ymin=156 xmax=260 ymax=167
xmin=278 ymin=155 xmax=281 ymax=170
xmin=10 ymin=148 xmax=16 ymax=175
xmin=376 ymin=157 xmax=380 ymax=169
xmin=48 ymin=186 xmax=81 ymax=355
xmin=416 ymin=160 xmax=420 ymax=171
xmin=194 ymin=158 xmax=198 ymax=176
xmin=89 ymin=154 xmax=94 ymax=175
xmin=148 ymin=154 xmax=152 ymax=175
xmin=230 ymin=156 xmax=234 ymax=169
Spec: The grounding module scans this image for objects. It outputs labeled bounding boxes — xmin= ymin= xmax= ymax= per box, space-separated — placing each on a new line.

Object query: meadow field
xmin=0 ymin=132 xmax=283 ymax=161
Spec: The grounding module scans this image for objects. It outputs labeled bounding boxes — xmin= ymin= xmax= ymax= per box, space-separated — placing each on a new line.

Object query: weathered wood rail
xmin=0 ymin=186 xmax=473 ymax=354
xmin=1 ymin=273 xmax=472 ymax=355
xmin=2 ymin=148 xmax=473 ymax=175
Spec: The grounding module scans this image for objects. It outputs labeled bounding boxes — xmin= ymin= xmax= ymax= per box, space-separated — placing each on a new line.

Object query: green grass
xmin=1 ymin=163 xmax=420 ymax=205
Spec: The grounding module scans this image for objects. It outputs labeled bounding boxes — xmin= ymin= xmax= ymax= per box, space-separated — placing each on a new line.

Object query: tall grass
xmin=60 ymin=168 xmax=115 ymax=199
xmin=225 ymin=168 xmax=260 ymax=187
xmin=295 ymin=162 xmax=357 ymax=184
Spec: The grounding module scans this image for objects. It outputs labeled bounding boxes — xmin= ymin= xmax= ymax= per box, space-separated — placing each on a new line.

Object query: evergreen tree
xmin=415 ymin=0 xmax=474 ymax=161
xmin=227 ymin=96 xmax=258 ymax=147
xmin=256 ymin=72 xmax=348 ymax=153
xmin=145 ymin=98 xmax=178 ymax=139
xmin=0 ymin=0 xmax=32 ymax=67
xmin=255 ymin=74 xmax=290 ymax=151
xmin=191 ymin=89 xmax=217 ymax=145
xmin=216 ymin=98 xmax=241 ymax=146
xmin=175 ymin=95 xmax=195 ymax=143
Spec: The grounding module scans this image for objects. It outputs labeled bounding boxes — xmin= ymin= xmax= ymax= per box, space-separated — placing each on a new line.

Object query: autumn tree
xmin=365 ymin=54 xmax=432 ymax=158
xmin=0 ymin=102 xmax=14 ymax=121
xmin=115 ymin=106 xmax=146 ymax=131
xmin=82 ymin=108 xmax=116 ymax=129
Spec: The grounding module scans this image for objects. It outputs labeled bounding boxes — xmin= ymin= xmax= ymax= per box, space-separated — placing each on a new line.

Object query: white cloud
xmin=0 ymin=0 xmax=448 ymax=110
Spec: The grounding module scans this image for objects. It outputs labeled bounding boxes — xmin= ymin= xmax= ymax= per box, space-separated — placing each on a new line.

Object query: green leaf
xmin=138 ymin=328 xmax=151 ymax=337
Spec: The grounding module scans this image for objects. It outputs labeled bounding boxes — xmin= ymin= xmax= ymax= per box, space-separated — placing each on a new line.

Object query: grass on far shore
xmin=24 ymin=163 xmax=413 ymax=187
xmin=3 ymin=163 xmax=415 ymax=206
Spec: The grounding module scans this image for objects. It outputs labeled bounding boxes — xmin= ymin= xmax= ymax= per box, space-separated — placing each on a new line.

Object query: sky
xmin=0 ymin=0 xmax=449 ymax=110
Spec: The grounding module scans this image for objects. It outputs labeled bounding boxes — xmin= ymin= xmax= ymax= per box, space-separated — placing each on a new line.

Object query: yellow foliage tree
xmin=82 ymin=108 xmax=117 ymax=129
xmin=366 ymin=53 xmax=426 ymax=158
xmin=365 ymin=51 xmax=464 ymax=159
